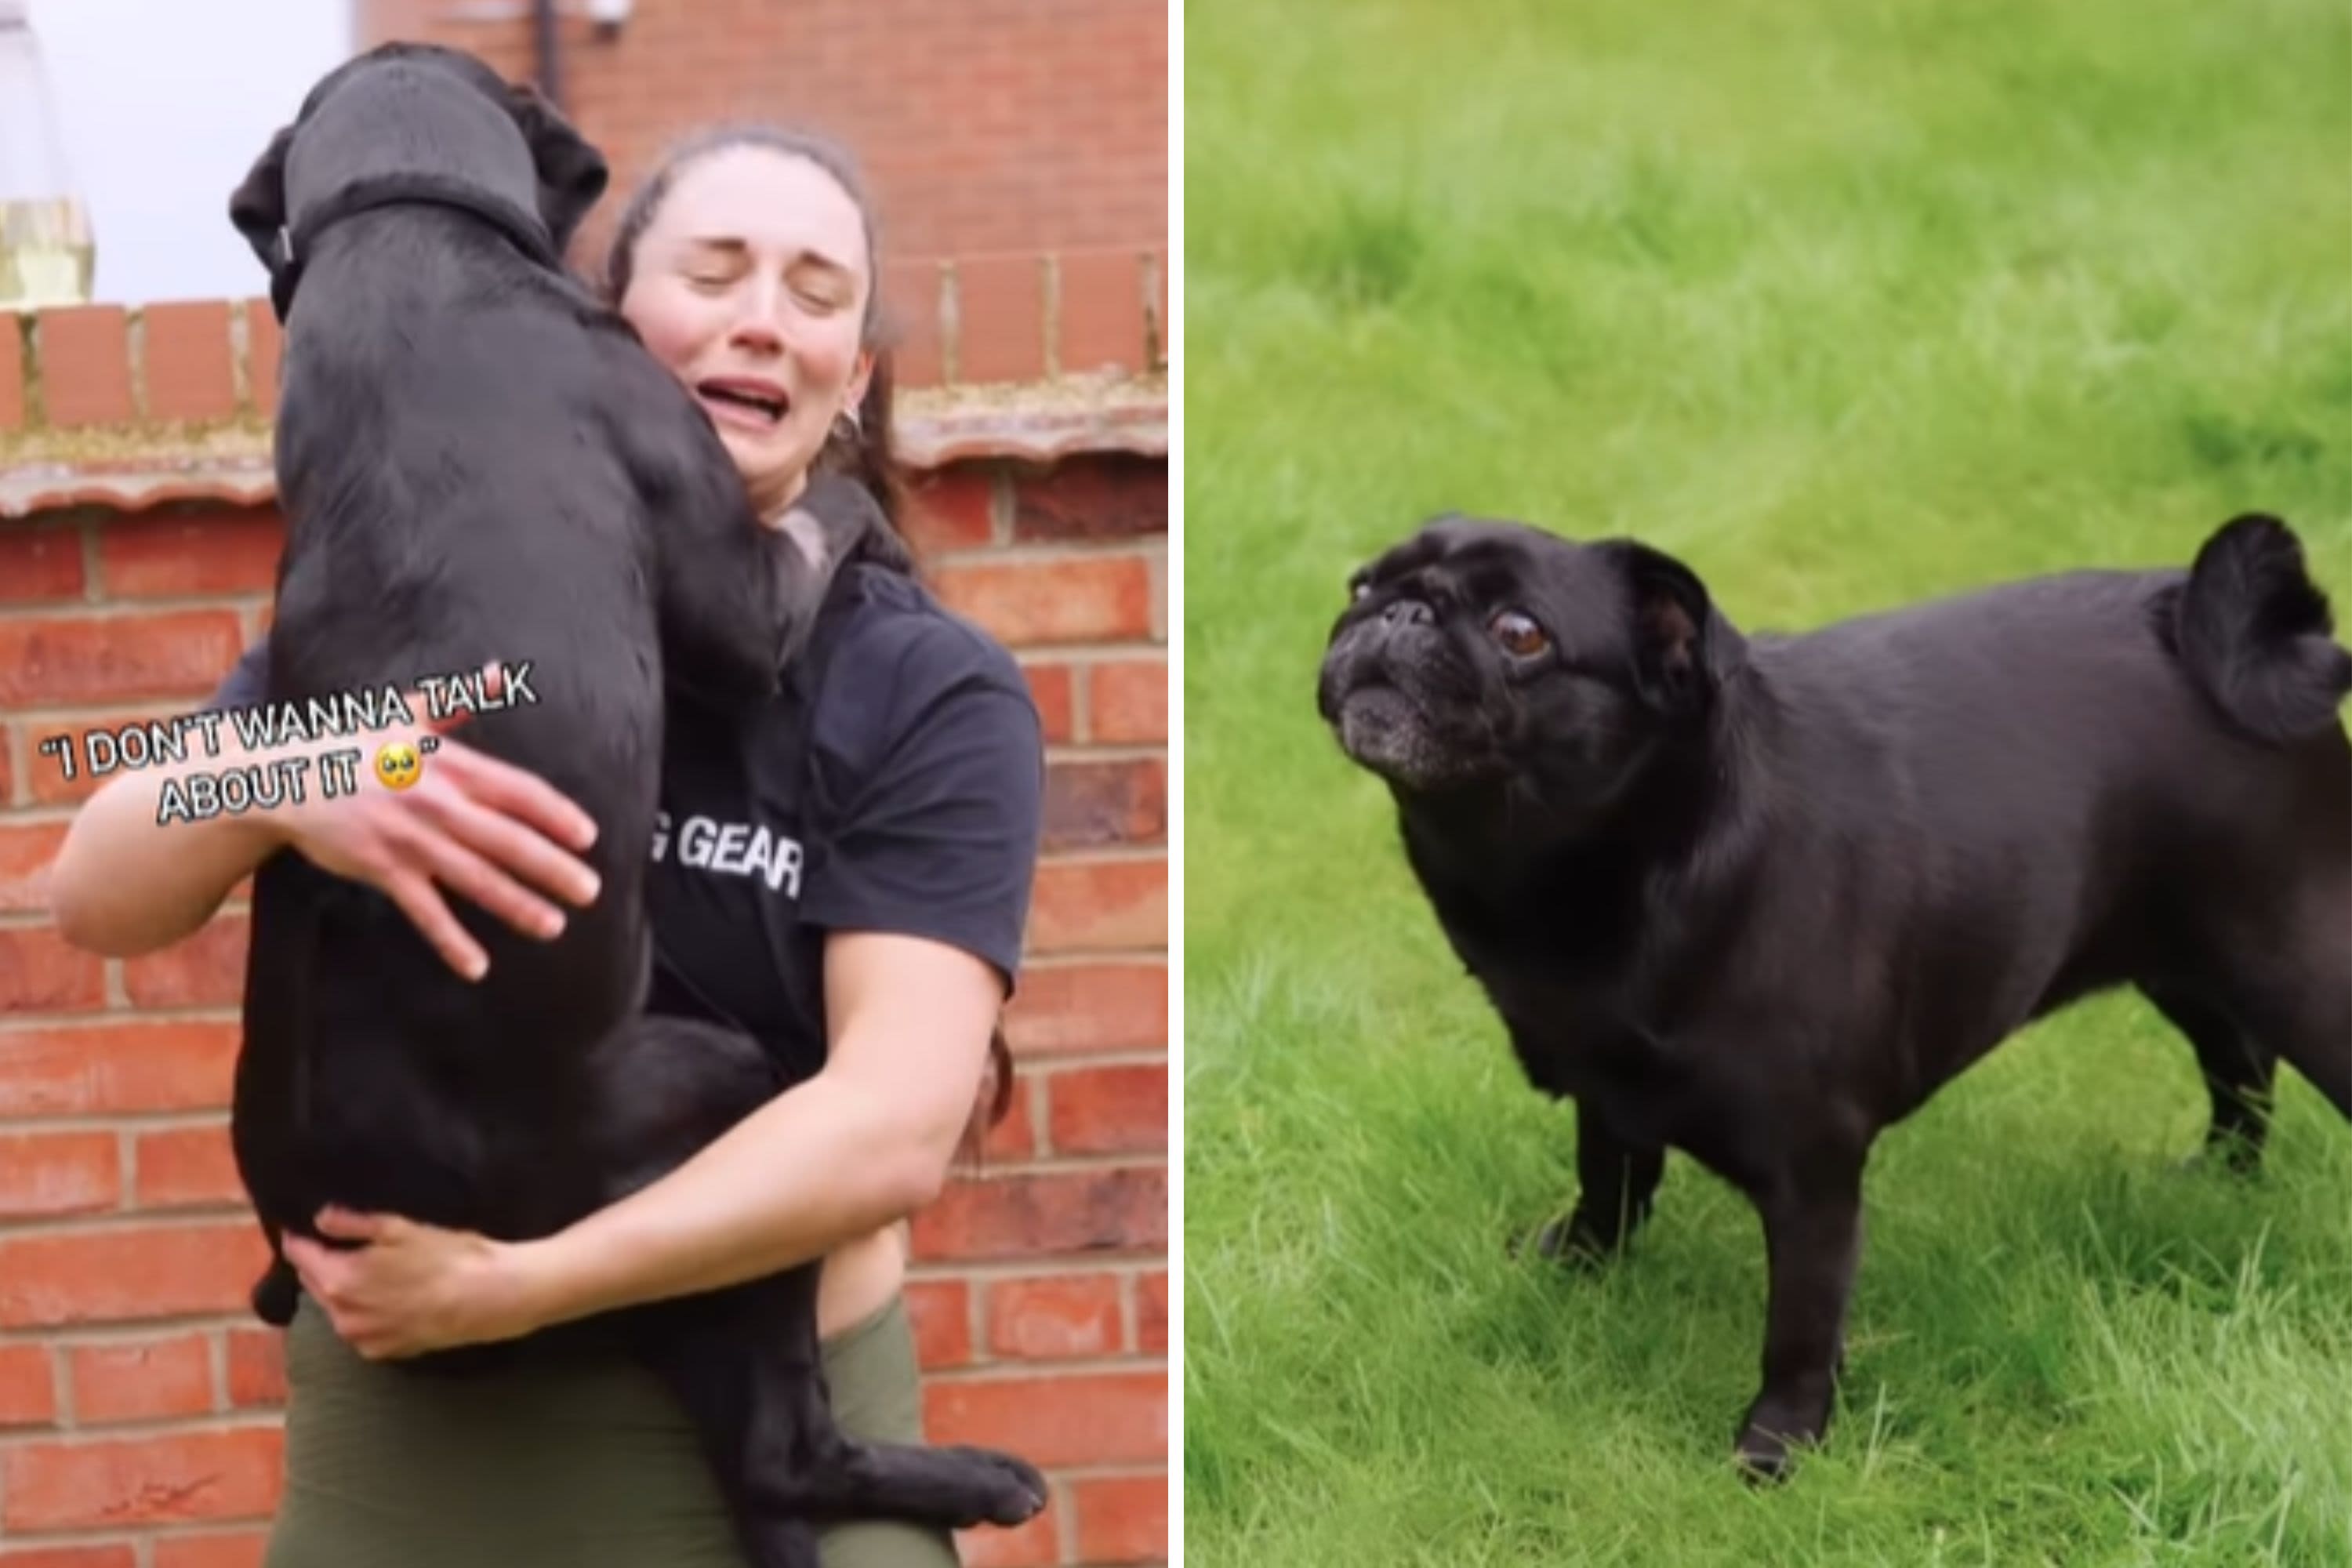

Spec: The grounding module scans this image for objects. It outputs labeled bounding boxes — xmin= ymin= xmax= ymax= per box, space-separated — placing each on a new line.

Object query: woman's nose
xmin=727 ymin=277 xmax=789 ymax=354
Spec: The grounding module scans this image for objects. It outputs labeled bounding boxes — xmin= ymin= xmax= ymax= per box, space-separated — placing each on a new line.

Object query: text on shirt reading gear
xmin=652 ymin=811 xmax=803 ymax=897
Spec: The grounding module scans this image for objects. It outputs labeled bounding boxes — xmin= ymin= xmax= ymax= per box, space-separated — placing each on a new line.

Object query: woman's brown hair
xmin=601 ymin=125 xmax=1016 ymax=1141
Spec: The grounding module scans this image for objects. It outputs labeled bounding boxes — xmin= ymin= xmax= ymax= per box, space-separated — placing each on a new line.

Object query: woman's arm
xmin=288 ymin=928 xmax=1002 ymax=1356
xmin=515 ymin=929 xmax=1000 ymax=1318
xmin=49 ymin=668 xmax=604 ymax=978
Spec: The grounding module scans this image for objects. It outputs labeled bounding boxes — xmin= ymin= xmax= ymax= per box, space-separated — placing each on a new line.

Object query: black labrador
xmin=223 ymin=42 xmax=1044 ymax=1563
xmin=1318 ymin=510 xmax=2350 ymax=1477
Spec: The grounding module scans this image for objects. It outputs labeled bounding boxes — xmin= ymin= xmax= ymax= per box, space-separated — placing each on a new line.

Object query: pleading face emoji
xmin=374 ymin=741 xmax=423 ymax=791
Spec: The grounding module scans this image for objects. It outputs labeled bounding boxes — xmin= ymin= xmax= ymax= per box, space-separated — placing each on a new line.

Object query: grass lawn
xmin=1180 ymin=1 xmax=2352 ymax=1563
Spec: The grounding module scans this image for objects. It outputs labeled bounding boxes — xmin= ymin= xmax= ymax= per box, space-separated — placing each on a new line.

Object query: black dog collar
xmin=267 ymin=172 xmax=560 ymax=322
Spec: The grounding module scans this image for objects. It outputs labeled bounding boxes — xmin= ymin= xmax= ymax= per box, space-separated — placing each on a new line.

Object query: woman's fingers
xmin=380 ymin=867 xmax=490 ymax=981
xmin=405 ymin=768 xmax=596 ymax=922
xmin=430 ymin=741 xmax=601 ymax=862
xmin=398 ymin=809 xmax=562 ymax=950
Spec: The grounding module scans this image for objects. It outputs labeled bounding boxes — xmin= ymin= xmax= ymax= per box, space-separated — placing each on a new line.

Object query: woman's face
xmin=619 ymin=146 xmax=875 ymax=519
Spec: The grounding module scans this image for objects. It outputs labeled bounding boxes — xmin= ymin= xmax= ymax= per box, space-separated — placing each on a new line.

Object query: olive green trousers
xmin=262 ymin=1294 xmax=959 ymax=1568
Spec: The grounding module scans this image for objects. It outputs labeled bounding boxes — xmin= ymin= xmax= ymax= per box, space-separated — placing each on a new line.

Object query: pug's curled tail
xmin=2168 ymin=513 xmax=2352 ymax=744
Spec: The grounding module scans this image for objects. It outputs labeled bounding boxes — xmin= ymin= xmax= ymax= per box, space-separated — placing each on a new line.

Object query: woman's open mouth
xmin=696 ymin=377 xmax=791 ymax=431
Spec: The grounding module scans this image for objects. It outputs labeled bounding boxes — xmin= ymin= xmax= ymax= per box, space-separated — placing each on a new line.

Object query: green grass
xmin=1181 ymin=1 xmax=2352 ymax=1562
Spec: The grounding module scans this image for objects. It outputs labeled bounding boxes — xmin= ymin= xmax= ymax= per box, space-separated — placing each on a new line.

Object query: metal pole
xmin=532 ymin=0 xmax=562 ymax=111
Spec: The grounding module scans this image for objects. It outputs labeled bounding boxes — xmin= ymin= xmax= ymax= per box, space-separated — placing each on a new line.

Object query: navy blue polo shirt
xmin=205 ymin=560 xmax=1045 ymax=1087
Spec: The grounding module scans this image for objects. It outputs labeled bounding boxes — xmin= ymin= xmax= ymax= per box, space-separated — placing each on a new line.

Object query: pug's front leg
xmin=1533 ymin=1099 xmax=1664 ymax=1266
xmin=1733 ymin=1152 xmax=1866 ymax=1481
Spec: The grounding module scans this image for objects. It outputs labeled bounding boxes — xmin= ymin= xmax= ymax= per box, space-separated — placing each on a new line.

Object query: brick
xmin=141 ymin=301 xmax=238 ymax=423
xmin=925 ymin=1371 xmax=1165 ymax=1468
xmin=100 ymin=509 xmax=285 ymax=598
xmin=0 ymin=527 xmax=86 ymax=603
xmin=134 ymin=1123 xmax=245 ymax=1211
xmin=1022 ymin=662 xmax=1075 ymax=745
xmin=1011 ymin=456 xmax=1167 ymax=543
xmin=0 ymin=1130 xmax=121 ymax=1218
xmin=1137 ymin=1270 xmax=1167 ymax=1353
xmin=0 ymin=927 xmax=106 ymax=1014
xmin=1043 ymin=758 xmax=1163 ymax=851
xmin=241 ymin=301 xmax=281 ymax=418
xmin=903 ymin=466 xmax=996 ymax=557
xmin=0 ymin=1342 xmax=55 ymax=1428
xmin=955 ymin=256 xmax=1047 ymax=385
xmin=0 ymin=1548 xmax=136 ymax=1568
xmin=0 ymin=1223 xmax=270 ymax=1328
xmin=882 ymin=258 xmax=945 ymax=389
xmin=912 ymin=1168 xmax=1165 ymax=1262
xmin=1074 ymin=1474 xmax=1167 ymax=1564
xmin=1047 ymin=1064 xmax=1167 ymax=1156
xmin=956 ymin=1498 xmax=1059 ymax=1568
xmin=901 ymin=1279 xmax=971 ymax=1370
xmin=223 ymin=1329 xmax=285 ymax=1409
xmin=122 ymin=915 xmax=249 ymax=1009
xmin=0 ymin=1022 xmax=240 ymax=1116
xmin=1088 ymin=659 xmax=1165 ymax=744
xmin=2 ymin=722 xmax=14 ymax=803
xmin=69 ymin=1334 xmax=215 ymax=1424
xmin=981 ymin=1076 xmax=1036 ymax=1162
xmin=0 ymin=307 xmax=24 ymax=429
xmin=37 ymin=306 xmax=134 ymax=426
xmin=2 ymin=1428 xmax=282 ymax=1530
xmin=1004 ymin=963 xmax=1164 ymax=1056
xmin=0 ymin=820 xmax=68 ymax=913
xmin=0 ymin=611 xmax=245 ymax=707
xmin=1058 ymin=251 xmax=1147 ymax=376
xmin=934 ymin=557 xmax=1151 ymax=647
xmin=987 ymin=1273 xmax=1122 ymax=1360
xmin=1028 ymin=858 xmax=1165 ymax=953
xmin=154 ymin=1536 xmax=269 ymax=1568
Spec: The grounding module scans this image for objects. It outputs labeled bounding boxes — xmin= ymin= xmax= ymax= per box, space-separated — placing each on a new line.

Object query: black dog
xmin=223 ymin=42 xmax=1044 ymax=1563
xmin=1318 ymin=510 xmax=2350 ymax=1477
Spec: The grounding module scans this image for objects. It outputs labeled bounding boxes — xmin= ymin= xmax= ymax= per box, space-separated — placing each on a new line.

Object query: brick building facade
xmin=360 ymin=0 xmax=1169 ymax=263
xmin=0 ymin=255 xmax=1167 ymax=1568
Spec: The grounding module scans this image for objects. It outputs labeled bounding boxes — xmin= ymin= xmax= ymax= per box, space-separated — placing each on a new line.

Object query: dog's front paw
xmin=940 ymin=1446 xmax=1049 ymax=1527
xmin=1515 ymin=1210 xmax=1631 ymax=1272
xmin=1732 ymin=1399 xmax=1825 ymax=1485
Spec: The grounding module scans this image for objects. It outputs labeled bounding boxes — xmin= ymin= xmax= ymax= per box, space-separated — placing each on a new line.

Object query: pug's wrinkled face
xmin=1316 ymin=515 xmax=1730 ymax=811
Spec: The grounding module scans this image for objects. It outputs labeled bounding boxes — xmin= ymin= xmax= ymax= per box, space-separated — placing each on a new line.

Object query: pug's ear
xmin=505 ymin=83 xmax=608 ymax=252
xmin=1617 ymin=542 xmax=1730 ymax=716
xmin=228 ymin=125 xmax=296 ymax=273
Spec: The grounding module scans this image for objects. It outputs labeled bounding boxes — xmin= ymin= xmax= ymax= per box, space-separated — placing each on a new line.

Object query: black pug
xmin=223 ymin=42 xmax=1044 ymax=1564
xmin=1317 ymin=510 xmax=2350 ymax=1477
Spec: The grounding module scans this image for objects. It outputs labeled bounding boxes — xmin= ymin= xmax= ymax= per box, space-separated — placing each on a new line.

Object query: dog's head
xmin=1316 ymin=515 xmax=1744 ymax=813
xmin=229 ymin=42 xmax=608 ymax=272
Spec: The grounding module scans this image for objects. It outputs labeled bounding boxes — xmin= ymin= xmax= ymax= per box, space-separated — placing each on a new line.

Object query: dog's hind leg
xmin=633 ymin=1274 xmax=1046 ymax=1555
xmin=591 ymin=1015 xmax=1046 ymax=1551
xmin=2142 ymin=984 xmax=2278 ymax=1172
xmin=2203 ymin=874 xmax=2352 ymax=1123
xmin=2235 ymin=973 xmax=2352 ymax=1123
xmin=1530 ymin=1099 xmax=1665 ymax=1265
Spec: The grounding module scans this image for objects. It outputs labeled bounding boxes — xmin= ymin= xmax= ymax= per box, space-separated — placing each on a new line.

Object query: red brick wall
xmin=358 ymin=0 xmax=1168 ymax=264
xmin=0 ymin=284 xmax=1167 ymax=1565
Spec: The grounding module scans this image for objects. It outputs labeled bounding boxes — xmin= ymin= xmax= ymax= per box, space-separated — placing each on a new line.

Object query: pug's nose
xmin=1383 ymin=598 xmax=1435 ymax=627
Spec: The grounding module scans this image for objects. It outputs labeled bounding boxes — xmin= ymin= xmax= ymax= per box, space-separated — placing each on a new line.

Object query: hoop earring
xmin=831 ymin=405 xmax=863 ymax=443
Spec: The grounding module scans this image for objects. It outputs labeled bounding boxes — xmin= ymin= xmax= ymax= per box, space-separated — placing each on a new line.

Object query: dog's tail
xmin=2168 ymin=513 xmax=2352 ymax=744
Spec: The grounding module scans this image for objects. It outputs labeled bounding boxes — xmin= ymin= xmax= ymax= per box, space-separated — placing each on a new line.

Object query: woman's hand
xmin=283 ymin=1206 xmax=547 ymax=1360
xmin=263 ymin=665 xmax=604 ymax=979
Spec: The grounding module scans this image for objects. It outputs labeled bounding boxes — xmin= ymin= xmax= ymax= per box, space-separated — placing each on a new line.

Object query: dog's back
xmin=1723 ymin=516 xmax=2349 ymax=1110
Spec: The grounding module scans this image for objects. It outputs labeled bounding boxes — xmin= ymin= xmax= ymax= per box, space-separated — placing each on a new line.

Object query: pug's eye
xmin=1490 ymin=609 xmax=1550 ymax=659
xmin=1349 ymin=579 xmax=1371 ymax=604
